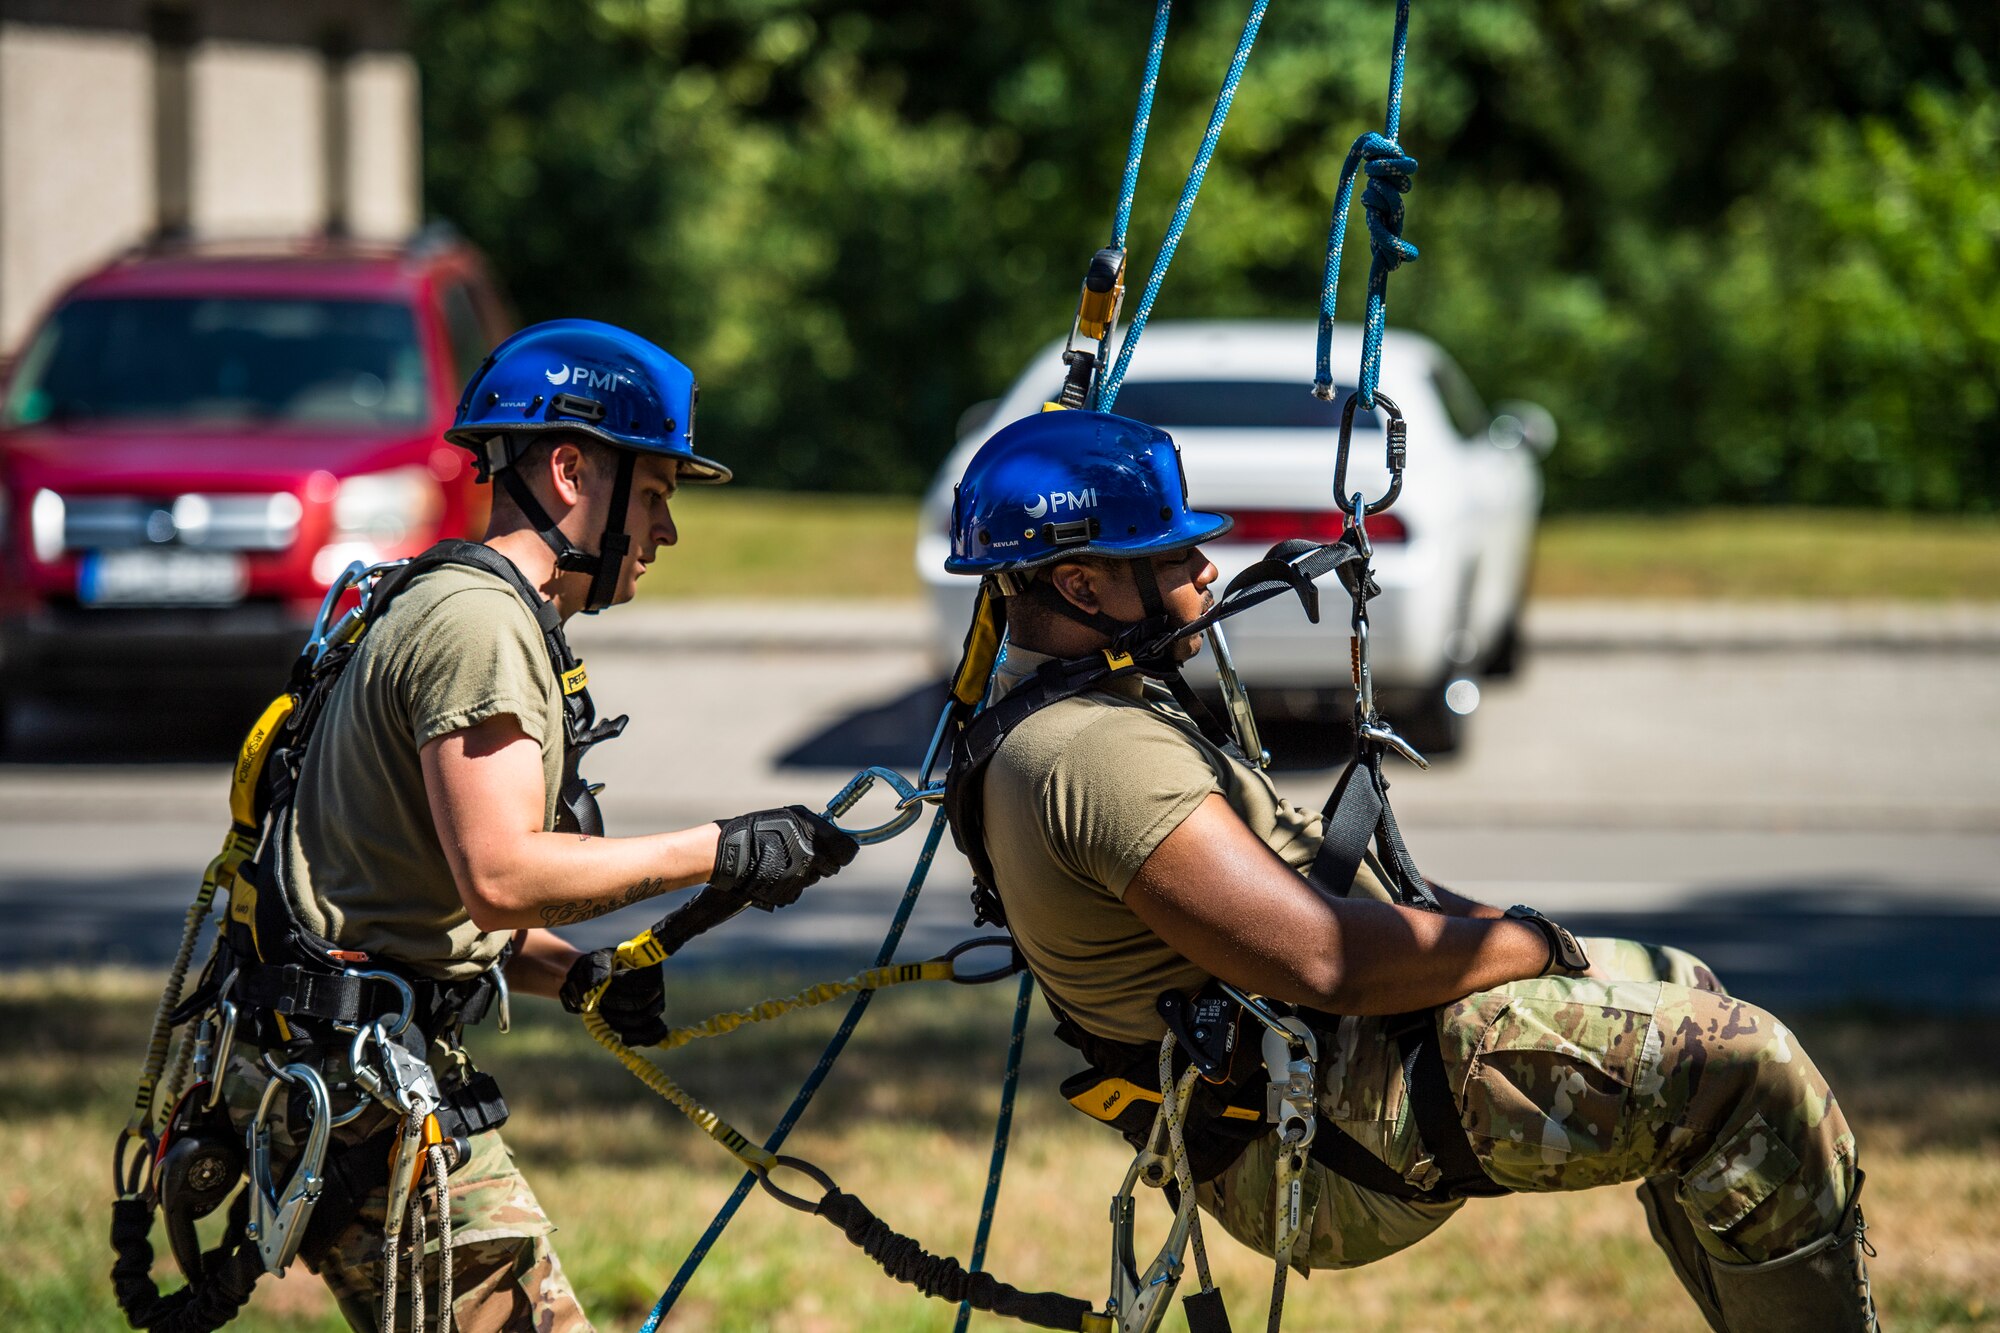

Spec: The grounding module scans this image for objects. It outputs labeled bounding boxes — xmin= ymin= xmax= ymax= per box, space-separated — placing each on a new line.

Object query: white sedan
xmin=915 ymin=321 xmax=1555 ymax=751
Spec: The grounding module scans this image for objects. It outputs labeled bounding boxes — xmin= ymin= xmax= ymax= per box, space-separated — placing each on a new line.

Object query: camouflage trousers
xmin=224 ymin=1061 xmax=592 ymax=1332
xmin=1197 ymin=938 xmax=1858 ymax=1273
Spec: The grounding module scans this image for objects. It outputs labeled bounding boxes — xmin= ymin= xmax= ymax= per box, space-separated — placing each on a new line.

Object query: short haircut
xmin=487 ymin=432 xmax=614 ymax=520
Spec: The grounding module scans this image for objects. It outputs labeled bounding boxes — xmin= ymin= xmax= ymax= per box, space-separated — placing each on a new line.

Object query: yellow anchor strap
xmin=579 ymin=957 xmax=959 ymax=1172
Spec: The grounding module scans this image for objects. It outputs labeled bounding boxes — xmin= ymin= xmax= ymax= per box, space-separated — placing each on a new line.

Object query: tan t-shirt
xmin=981 ymin=646 xmax=1384 ymax=1045
xmin=283 ymin=562 xmax=565 ymax=980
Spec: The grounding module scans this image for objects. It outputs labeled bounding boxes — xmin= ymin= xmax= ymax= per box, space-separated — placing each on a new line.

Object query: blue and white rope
xmin=1314 ymin=0 xmax=1418 ymax=410
xmin=1096 ymin=0 xmax=1271 ymax=413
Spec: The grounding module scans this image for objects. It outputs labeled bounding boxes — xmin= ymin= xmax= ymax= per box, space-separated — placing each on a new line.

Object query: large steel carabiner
xmin=246 ymin=1061 xmax=332 ymax=1274
xmin=1332 ymin=390 xmax=1407 ymax=517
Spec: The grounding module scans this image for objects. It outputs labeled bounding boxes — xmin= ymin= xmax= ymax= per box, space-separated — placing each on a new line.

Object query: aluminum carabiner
xmin=1332 ymin=389 xmax=1407 ymax=518
xmin=822 ymin=765 xmax=942 ymax=846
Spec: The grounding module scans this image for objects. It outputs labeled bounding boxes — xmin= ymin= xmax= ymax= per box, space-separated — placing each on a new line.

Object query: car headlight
xmin=31 ymin=488 xmax=65 ymax=562
xmin=330 ymin=466 xmax=443 ymax=547
xmin=312 ymin=467 xmax=444 ymax=585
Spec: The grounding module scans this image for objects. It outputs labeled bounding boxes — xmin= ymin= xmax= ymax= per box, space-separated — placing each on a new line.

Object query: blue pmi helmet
xmin=445 ymin=318 xmax=731 ymax=484
xmin=946 ymin=409 xmax=1231 ymax=583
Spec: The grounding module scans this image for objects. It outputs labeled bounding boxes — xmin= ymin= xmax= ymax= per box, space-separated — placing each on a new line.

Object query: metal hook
xmin=822 ymin=766 xmax=941 ymax=845
xmin=246 ymin=1062 xmax=332 ymax=1273
xmin=1332 ymin=390 xmax=1406 ymax=517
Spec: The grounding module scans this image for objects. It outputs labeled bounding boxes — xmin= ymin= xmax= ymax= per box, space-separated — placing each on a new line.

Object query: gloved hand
xmin=712 ymin=805 xmax=860 ymax=910
xmin=560 ymin=949 xmax=668 ymax=1046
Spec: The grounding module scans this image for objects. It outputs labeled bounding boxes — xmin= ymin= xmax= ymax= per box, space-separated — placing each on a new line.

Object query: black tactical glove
xmin=560 ymin=950 xmax=668 ymax=1046
xmin=711 ymin=805 xmax=860 ymax=910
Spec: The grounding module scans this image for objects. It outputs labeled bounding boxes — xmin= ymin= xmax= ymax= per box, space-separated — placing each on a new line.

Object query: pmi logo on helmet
xmin=543 ymin=364 xmax=621 ymax=390
xmin=1022 ymin=488 xmax=1097 ymax=520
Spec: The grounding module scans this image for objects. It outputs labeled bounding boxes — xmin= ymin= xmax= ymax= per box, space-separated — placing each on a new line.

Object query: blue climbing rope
xmin=952 ymin=969 xmax=1037 ymax=1333
xmin=639 ymin=805 xmax=953 ymax=1332
xmin=1087 ymin=0 xmax=1174 ymax=382
xmin=1110 ymin=0 xmax=1171 ymax=254
xmin=1313 ymin=0 xmax=1418 ymax=409
xmin=1095 ymin=0 xmax=1271 ymax=413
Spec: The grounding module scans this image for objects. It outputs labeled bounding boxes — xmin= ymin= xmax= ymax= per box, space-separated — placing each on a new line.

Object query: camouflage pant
xmin=1197 ymin=938 xmax=1858 ymax=1272
xmin=224 ymin=1061 xmax=592 ymax=1332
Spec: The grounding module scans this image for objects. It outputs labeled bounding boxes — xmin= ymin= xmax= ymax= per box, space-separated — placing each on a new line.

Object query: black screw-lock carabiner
xmin=1332 ymin=390 xmax=1407 ymax=517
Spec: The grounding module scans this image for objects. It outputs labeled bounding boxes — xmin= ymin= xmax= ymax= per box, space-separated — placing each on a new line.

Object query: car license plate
xmin=79 ymin=550 xmax=249 ymax=606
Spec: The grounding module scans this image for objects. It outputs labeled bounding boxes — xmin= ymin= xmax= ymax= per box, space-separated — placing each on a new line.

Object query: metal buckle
xmin=246 ymin=1061 xmax=332 ymax=1273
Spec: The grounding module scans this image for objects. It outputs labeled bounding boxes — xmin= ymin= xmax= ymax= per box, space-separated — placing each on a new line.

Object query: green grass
xmin=640 ymin=488 xmax=924 ymax=601
xmin=1532 ymin=509 xmax=2000 ymax=601
xmin=4 ymin=967 xmax=1996 ymax=1331
xmin=639 ymin=492 xmax=2000 ymax=602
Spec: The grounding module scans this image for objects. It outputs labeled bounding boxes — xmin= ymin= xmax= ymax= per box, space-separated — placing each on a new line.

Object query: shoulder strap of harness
xmin=944 ymin=538 xmax=1354 ymax=927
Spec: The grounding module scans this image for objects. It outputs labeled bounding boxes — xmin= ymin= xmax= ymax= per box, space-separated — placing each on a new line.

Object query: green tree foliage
xmin=413 ymin=0 xmax=1998 ymax=510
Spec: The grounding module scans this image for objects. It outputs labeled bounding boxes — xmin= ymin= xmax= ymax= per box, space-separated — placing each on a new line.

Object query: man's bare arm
xmin=1124 ymin=794 xmax=1549 ymax=1014
xmin=503 ymin=928 xmax=585 ymax=999
xmin=422 ymin=714 xmax=720 ymax=932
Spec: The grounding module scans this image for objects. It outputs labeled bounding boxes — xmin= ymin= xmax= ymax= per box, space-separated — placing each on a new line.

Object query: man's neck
xmin=483 ymin=526 xmax=582 ymax=621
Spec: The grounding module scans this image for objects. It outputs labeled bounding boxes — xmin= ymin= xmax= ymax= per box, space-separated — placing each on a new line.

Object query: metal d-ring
xmin=340 ymin=968 xmax=416 ymax=1038
xmin=1332 ymin=390 xmax=1406 ymax=517
xmin=942 ymin=936 xmax=1023 ymax=985
xmin=821 ymin=766 xmax=938 ymax=845
xmin=753 ymin=1155 xmax=836 ymax=1213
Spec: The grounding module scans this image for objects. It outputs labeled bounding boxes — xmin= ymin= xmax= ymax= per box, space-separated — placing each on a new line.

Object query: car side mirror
xmin=1488 ymin=400 xmax=1557 ymax=458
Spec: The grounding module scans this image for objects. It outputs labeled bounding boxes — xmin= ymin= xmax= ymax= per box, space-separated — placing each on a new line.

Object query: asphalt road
xmin=3 ymin=602 xmax=1997 ymax=1014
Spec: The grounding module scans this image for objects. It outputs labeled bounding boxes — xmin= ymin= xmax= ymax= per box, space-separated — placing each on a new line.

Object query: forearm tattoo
xmin=538 ymin=876 xmax=668 ymax=927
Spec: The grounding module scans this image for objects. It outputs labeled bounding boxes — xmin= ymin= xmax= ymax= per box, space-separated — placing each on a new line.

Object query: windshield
xmin=2 ymin=297 xmax=429 ymax=428
xmin=1109 ymin=380 xmax=1377 ymax=431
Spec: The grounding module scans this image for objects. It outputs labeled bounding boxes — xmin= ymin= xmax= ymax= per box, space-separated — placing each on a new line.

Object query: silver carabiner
xmin=1102 ymin=1149 xmax=1198 ymax=1332
xmin=246 ymin=1061 xmax=333 ymax=1274
xmin=1332 ymin=390 xmax=1406 ymax=518
xmin=821 ymin=766 xmax=942 ymax=846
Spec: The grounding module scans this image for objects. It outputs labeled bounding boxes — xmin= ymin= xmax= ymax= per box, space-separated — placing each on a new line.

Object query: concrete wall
xmin=0 ymin=23 xmax=154 ymax=346
xmin=0 ymin=1 xmax=418 ymax=352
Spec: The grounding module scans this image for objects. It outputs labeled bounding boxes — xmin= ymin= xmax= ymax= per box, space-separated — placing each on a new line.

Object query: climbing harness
xmin=112 ymin=540 xmax=623 ymax=1333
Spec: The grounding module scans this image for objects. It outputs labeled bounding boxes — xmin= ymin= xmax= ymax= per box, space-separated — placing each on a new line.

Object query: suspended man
xmin=941 ymin=408 xmax=1877 ymax=1332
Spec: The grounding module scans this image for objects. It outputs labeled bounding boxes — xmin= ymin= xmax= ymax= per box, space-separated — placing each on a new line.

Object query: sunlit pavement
xmin=3 ymin=599 xmax=1996 ymax=1013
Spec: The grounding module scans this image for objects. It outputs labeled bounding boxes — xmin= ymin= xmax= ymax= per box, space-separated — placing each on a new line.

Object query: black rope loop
xmin=942 ymin=935 xmax=1025 ymax=985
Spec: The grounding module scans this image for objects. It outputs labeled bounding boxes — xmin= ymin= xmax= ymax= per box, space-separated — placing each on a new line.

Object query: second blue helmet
xmin=946 ymin=409 xmax=1231 ymax=577
xmin=446 ymin=318 xmax=731 ymax=483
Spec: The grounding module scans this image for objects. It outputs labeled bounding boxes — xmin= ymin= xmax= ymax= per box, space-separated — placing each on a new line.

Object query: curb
xmin=1523 ymin=600 xmax=2000 ymax=653
xmin=569 ymin=599 xmax=2000 ymax=655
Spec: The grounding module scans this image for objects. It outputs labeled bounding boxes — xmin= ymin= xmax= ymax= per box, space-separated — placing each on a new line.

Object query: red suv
xmin=0 ymin=234 xmax=513 ymax=722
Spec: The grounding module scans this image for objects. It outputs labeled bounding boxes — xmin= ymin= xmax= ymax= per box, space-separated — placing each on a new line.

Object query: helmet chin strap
xmin=494 ymin=444 xmax=638 ymax=615
xmin=1029 ymin=554 xmax=1177 ymax=650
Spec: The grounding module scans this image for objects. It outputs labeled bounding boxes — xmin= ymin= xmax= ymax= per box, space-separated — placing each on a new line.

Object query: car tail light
xmin=1222 ymin=508 xmax=1406 ymax=546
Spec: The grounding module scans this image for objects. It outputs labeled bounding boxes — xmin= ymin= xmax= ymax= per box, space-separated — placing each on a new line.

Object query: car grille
xmin=58 ymin=493 xmax=301 ymax=552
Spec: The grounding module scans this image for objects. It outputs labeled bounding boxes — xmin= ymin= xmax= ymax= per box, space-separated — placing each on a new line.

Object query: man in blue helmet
xmin=209 ymin=320 xmax=858 ymax=1331
xmin=940 ymin=410 xmax=1876 ymax=1331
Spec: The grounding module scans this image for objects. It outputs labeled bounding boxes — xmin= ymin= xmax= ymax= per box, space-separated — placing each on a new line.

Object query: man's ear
xmin=548 ymin=440 xmax=589 ymax=508
xmin=1047 ymin=560 xmax=1101 ymax=614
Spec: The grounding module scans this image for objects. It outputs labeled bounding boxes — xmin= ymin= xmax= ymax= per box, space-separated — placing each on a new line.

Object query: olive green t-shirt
xmin=282 ymin=563 xmax=565 ymax=980
xmin=981 ymin=647 xmax=1385 ymax=1045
